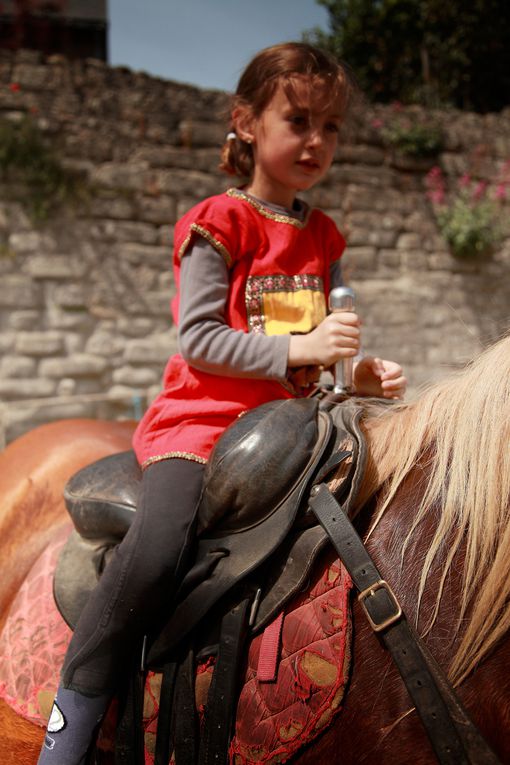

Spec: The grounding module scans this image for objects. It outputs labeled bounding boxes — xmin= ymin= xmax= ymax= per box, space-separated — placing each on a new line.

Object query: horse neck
xmin=359 ymin=401 xmax=510 ymax=690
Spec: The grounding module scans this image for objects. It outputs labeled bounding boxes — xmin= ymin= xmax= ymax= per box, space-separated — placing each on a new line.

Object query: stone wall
xmin=0 ymin=48 xmax=509 ymax=444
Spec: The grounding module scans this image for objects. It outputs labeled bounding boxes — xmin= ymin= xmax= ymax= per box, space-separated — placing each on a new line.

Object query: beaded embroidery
xmin=246 ymin=273 xmax=324 ymax=333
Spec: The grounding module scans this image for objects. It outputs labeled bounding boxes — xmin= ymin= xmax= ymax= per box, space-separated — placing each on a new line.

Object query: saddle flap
xmin=63 ymin=450 xmax=141 ymax=541
xmin=148 ymin=401 xmax=336 ymax=664
xmin=198 ymin=397 xmax=325 ymax=535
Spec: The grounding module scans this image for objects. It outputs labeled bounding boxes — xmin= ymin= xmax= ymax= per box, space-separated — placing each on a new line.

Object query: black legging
xmin=62 ymin=458 xmax=205 ymax=695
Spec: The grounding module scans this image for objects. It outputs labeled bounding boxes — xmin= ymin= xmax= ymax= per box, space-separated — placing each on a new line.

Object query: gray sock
xmin=37 ymin=685 xmax=110 ymax=765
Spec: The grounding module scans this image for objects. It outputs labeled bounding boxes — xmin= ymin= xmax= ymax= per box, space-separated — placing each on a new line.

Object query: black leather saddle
xmin=54 ymin=397 xmax=367 ymax=655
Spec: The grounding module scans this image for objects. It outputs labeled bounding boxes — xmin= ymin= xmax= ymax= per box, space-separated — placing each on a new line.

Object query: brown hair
xmin=219 ymin=42 xmax=357 ymax=178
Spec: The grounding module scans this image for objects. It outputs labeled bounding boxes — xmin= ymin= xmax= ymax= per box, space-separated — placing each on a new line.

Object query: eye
xmin=288 ymin=114 xmax=308 ymax=128
xmin=325 ymin=121 xmax=340 ymax=134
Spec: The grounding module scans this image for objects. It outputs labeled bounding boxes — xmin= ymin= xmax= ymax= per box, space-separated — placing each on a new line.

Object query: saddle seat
xmin=54 ymin=397 xmax=368 ymax=656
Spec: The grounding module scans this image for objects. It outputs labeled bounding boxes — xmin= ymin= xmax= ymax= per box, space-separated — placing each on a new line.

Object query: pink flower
xmin=390 ymin=100 xmax=403 ymax=112
xmin=371 ymin=118 xmax=384 ymax=129
xmin=472 ymin=181 xmax=487 ymax=201
xmin=9 ymin=82 xmax=20 ymax=92
xmin=427 ymin=188 xmax=445 ymax=205
xmin=458 ymin=174 xmax=471 ymax=188
xmin=495 ymin=183 xmax=507 ymax=201
xmin=427 ymin=166 xmax=443 ymax=181
xmin=425 ymin=167 xmax=445 ymax=198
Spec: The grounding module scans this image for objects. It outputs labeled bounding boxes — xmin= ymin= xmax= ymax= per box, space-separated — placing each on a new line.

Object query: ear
xmin=232 ymin=105 xmax=256 ymax=144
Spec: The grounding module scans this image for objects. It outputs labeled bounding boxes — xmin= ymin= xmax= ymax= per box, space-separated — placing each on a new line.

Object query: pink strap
xmin=257 ymin=611 xmax=284 ymax=682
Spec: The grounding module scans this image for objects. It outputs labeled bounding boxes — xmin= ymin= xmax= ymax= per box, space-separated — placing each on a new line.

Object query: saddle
xmin=54 ymin=396 xmax=368 ymax=763
xmin=55 ymin=397 xmax=366 ymax=637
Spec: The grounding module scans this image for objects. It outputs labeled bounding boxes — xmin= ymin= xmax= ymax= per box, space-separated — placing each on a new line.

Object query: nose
xmin=306 ymin=123 xmax=323 ymax=148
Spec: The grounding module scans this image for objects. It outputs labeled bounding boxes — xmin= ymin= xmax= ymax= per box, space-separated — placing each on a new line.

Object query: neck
xmin=245 ymin=179 xmax=296 ymax=210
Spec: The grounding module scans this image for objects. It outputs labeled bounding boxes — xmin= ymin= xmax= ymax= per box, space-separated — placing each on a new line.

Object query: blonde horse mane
xmin=359 ymin=333 xmax=510 ymax=687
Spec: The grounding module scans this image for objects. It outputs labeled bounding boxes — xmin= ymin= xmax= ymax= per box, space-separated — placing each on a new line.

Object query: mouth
xmin=296 ymin=158 xmax=321 ymax=171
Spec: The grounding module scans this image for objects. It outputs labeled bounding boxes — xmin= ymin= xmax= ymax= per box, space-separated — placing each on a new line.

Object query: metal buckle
xmin=358 ymin=580 xmax=402 ymax=633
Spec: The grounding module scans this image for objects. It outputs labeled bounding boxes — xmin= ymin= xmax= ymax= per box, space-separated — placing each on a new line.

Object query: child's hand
xmin=353 ymin=356 xmax=407 ymax=399
xmin=288 ymin=312 xmax=360 ymax=368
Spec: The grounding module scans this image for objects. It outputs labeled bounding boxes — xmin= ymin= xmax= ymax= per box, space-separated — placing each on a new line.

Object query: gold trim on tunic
xmin=227 ymin=188 xmax=310 ymax=228
xmin=141 ymin=451 xmax=208 ymax=470
xmin=177 ymin=224 xmax=232 ymax=266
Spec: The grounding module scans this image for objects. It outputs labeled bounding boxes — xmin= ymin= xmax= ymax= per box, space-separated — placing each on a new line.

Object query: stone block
xmin=85 ymin=332 xmax=125 ymax=356
xmin=12 ymin=64 xmax=54 ymax=89
xmin=400 ymin=250 xmax=429 ymax=271
xmin=52 ymin=284 xmax=89 ymax=309
xmin=0 ymin=275 xmax=42 ymax=307
xmin=90 ymin=219 xmax=159 ymax=245
xmin=7 ymin=310 xmax=40 ymax=330
xmin=15 ymin=331 xmax=65 ymax=356
xmin=329 ymin=164 xmax=396 ymax=188
xmin=46 ymin=305 xmax=93 ymax=331
xmin=87 ymin=196 xmax=136 ymax=220
xmin=158 ymin=224 xmax=174 ymax=247
xmin=178 ymin=120 xmax=225 ymax=148
xmin=116 ymin=317 xmax=160 ymax=338
xmin=57 ymin=378 xmax=77 ymax=396
xmin=8 ymin=231 xmax=56 ymax=254
xmin=397 ymin=233 xmax=422 ymax=250
xmin=91 ymin=162 xmax=150 ymax=192
xmin=138 ymin=196 xmax=177 ymax=225
xmin=23 ymin=255 xmax=87 ymax=280
xmin=157 ymin=169 xmax=221 ymax=199
xmin=0 ymin=331 xmax=15 ymax=354
xmin=39 ymin=354 xmax=109 ymax=378
xmin=336 ymin=145 xmax=386 ymax=165
xmin=0 ymin=355 xmax=36 ymax=377
xmin=378 ymin=249 xmax=402 ymax=269
xmin=427 ymin=253 xmax=453 ymax=271
xmin=342 ymin=247 xmax=377 ymax=273
xmin=118 ymin=243 xmax=169 ymax=266
xmin=0 ymin=378 xmax=56 ymax=399
xmin=113 ymin=365 xmax=159 ymax=387
xmin=123 ymin=333 xmax=176 ymax=364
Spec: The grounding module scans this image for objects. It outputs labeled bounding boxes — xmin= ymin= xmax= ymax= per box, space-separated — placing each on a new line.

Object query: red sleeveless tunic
xmin=132 ymin=189 xmax=345 ymax=467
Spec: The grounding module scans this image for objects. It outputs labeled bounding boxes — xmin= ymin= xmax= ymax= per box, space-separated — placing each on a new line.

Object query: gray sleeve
xmin=178 ymin=238 xmax=289 ymax=379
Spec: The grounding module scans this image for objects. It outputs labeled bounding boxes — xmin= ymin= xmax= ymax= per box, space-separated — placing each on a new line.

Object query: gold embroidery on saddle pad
xmin=228 ymin=552 xmax=352 ymax=765
xmin=141 ymin=550 xmax=352 ymax=765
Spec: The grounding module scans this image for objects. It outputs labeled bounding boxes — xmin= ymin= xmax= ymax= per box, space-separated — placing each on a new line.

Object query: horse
xmin=1 ymin=333 xmax=510 ymax=764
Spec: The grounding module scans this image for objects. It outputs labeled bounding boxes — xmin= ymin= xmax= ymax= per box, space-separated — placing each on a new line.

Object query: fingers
xmin=380 ymin=377 xmax=407 ymax=399
xmin=324 ymin=312 xmax=361 ymax=350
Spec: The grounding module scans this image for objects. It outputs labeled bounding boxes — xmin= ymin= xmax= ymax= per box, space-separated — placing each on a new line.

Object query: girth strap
xmin=174 ymin=649 xmax=199 ymax=765
xmin=309 ymin=483 xmax=502 ymax=765
xmin=115 ymin=659 xmax=146 ymax=765
xmin=154 ymin=660 xmax=178 ymax=765
xmin=198 ymin=595 xmax=253 ymax=765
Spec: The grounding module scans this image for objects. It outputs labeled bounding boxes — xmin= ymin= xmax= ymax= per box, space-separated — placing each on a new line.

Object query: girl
xmin=38 ymin=42 xmax=406 ymax=764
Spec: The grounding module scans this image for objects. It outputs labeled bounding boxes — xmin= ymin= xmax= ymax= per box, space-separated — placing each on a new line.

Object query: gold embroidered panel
xmin=246 ymin=274 xmax=326 ymax=335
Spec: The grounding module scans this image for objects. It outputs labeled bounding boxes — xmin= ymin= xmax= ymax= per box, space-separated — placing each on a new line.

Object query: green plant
xmin=307 ymin=0 xmax=510 ymax=112
xmin=425 ymin=164 xmax=509 ymax=258
xmin=0 ymin=115 xmax=88 ymax=221
xmin=381 ymin=118 xmax=443 ymax=158
xmin=372 ymin=104 xmax=443 ymax=158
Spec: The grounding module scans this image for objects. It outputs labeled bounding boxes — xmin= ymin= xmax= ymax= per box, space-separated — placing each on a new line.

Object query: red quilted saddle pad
xmin=0 ymin=533 xmax=352 ymax=765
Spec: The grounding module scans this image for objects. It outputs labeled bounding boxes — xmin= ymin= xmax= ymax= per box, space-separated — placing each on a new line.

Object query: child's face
xmin=240 ymin=76 xmax=341 ymax=208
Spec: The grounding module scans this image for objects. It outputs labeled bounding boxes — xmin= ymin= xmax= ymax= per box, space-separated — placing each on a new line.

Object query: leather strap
xmin=154 ymin=660 xmax=178 ymax=765
xmin=173 ymin=649 xmax=199 ymax=765
xmin=199 ymin=595 xmax=252 ymax=765
xmin=309 ymin=482 xmax=501 ymax=765
xmin=114 ymin=660 xmax=146 ymax=765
